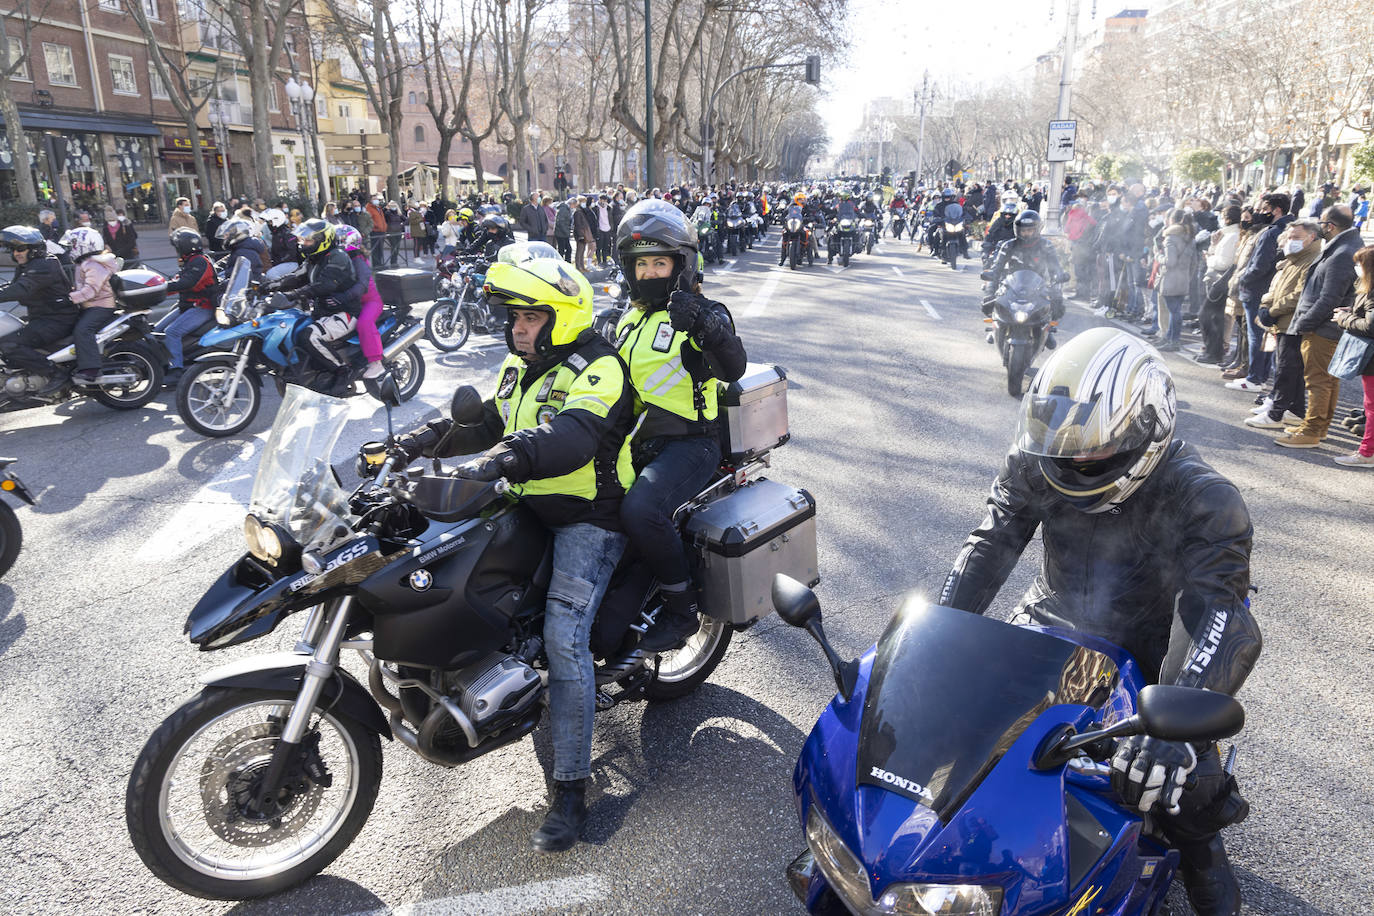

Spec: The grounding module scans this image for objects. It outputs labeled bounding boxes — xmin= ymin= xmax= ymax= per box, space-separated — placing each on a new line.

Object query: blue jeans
xmin=1243 ymin=296 xmax=1271 ymax=383
xmin=1163 ymin=295 xmax=1185 ymax=344
xmin=620 ymin=436 xmax=721 ymax=588
xmin=164 ymin=308 xmax=213 ymax=369
xmin=544 ymin=522 xmax=626 ymax=782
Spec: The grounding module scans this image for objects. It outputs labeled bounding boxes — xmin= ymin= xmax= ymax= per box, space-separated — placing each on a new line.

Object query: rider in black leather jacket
xmin=940 ymin=329 xmax=1259 ymax=916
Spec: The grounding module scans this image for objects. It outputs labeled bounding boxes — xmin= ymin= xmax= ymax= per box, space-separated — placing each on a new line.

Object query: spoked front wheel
xmin=125 ymin=687 xmax=383 ymax=900
xmin=424 ymin=298 xmax=470 ymax=352
xmin=176 ymin=361 xmax=261 ymax=438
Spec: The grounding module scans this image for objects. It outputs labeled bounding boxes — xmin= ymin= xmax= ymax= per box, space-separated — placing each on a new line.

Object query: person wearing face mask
xmin=0 ymin=225 xmax=80 ymax=394
xmin=1220 ymin=208 xmax=1261 ymax=378
xmin=1332 ymin=245 xmax=1374 ymax=467
xmin=1243 ymin=219 xmax=1321 ymax=431
xmin=204 ymin=202 xmax=229 ymax=252
xmin=1273 ymin=205 xmax=1361 ymax=448
xmin=364 ymin=196 xmax=387 ymax=263
xmin=1228 ymin=193 xmax=1293 ymax=392
xmin=1091 ymin=186 xmax=1134 ymax=317
xmin=1196 ymin=205 xmax=1243 ymax=365
xmin=611 ymin=199 xmax=747 ymax=652
xmin=167 ymin=197 xmax=199 ymax=236
xmin=101 ymin=207 xmax=139 ymax=264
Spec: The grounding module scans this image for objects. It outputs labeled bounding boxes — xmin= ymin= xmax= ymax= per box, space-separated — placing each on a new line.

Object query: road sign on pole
xmin=1046 ymin=120 xmax=1077 ymax=163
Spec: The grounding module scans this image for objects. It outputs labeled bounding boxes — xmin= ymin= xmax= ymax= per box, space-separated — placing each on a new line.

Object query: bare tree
xmin=414 ymin=0 xmax=489 ymax=198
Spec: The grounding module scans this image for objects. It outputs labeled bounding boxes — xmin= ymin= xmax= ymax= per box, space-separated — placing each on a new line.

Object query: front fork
xmin=212 ymin=342 xmax=253 ymax=407
xmin=251 ymin=596 xmax=354 ymax=811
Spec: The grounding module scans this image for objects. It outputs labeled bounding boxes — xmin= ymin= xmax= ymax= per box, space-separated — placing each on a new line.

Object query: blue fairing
xmin=794 ymin=604 xmax=1176 ymax=916
xmin=197 ymin=307 xmax=401 ymax=367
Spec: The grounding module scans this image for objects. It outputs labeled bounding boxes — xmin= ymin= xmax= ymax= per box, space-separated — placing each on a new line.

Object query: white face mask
xmin=1283 ymin=239 xmax=1304 ymax=255
xmin=1356 ymin=264 xmax=1365 ymax=279
xmin=1107 ymin=195 xmax=1119 ymax=206
xmin=181 ymin=205 xmax=191 ymax=213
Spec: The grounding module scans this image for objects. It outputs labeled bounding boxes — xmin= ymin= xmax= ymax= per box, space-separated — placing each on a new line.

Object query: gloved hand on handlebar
xmin=1110 ymin=735 xmax=1198 ymax=815
xmin=453 ymin=443 xmax=522 ymax=482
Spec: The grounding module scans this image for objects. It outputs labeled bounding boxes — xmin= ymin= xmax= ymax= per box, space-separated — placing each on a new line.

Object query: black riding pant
xmin=620 ymin=435 xmax=721 ymax=589
xmin=2 ymin=315 xmax=75 ymax=372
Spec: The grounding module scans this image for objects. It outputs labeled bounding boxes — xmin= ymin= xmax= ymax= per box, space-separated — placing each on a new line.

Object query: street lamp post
xmin=644 ymin=0 xmax=654 ymax=190
xmin=914 ymin=71 xmax=931 ymax=186
xmin=284 ymin=76 xmax=317 ymax=209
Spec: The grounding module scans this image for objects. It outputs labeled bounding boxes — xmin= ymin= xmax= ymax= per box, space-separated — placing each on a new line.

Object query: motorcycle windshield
xmin=857 ymin=600 xmax=1118 ymax=821
xmin=247 ymin=385 xmax=359 ymax=555
xmin=1004 ymin=269 xmax=1047 ymax=302
xmin=220 ymin=258 xmax=251 ymax=317
xmin=944 ymin=203 xmax=964 ymax=222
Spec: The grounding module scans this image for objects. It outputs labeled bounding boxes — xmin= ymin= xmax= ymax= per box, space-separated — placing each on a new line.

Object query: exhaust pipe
xmin=381 ymin=322 xmax=425 ymax=362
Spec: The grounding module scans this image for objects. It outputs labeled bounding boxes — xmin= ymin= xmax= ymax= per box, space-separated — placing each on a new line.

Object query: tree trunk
xmin=0 ymin=86 xmax=37 ymax=205
xmin=185 ymin=112 xmax=215 ymax=210
xmin=504 ymin=139 xmax=519 ymax=197
xmin=248 ymin=3 xmax=274 ymax=199
xmin=471 ymin=138 xmax=486 ymax=193
xmin=436 ymin=132 xmax=452 ymax=199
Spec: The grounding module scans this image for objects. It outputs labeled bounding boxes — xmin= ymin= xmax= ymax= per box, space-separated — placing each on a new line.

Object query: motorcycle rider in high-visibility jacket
xmin=612 ymin=199 xmax=747 ymax=652
xmin=391 ymin=256 xmax=636 ymax=855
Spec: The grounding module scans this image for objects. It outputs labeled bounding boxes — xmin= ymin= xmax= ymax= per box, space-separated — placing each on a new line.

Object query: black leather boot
xmin=1177 ymin=835 xmax=1241 ymax=916
xmin=530 ymin=779 xmax=587 ymax=852
xmin=639 ymin=587 xmax=701 ymax=653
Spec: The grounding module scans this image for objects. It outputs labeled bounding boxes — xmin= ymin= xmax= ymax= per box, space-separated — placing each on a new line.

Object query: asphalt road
xmin=1 ymin=229 xmax=1370 ymax=916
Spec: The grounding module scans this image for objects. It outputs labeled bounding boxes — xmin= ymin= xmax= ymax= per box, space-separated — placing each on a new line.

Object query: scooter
xmin=775 ymin=576 xmax=1246 ymax=916
xmin=0 ymin=266 xmax=168 ymax=412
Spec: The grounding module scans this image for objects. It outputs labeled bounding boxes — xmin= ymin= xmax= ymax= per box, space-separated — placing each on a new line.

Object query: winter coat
xmin=168 ymin=208 xmax=199 ymax=235
xmin=554 ymin=203 xmax=573 ymax=237
xmin=205 ymin=214 xmax=227 ymax=251
xmin=1335 ymin=291 xmax=1374 ymax=376
xmin=1205 ymin=223 xmax=1241 ymax=273
xmin=1290 ymin=227 xmax=1361 ymax=341
xmin=1258 ymin=241 xmax=1319 ymax=334
xmin=437 ymin=221 xmax=462 ymax=250
xmin=70 ymin=252 xmax=121 ymax=311
xmin=519 ymin=202 xmax=549 ymax=239
xmin=407 ymin=210 xmax=425 ymax=238
xmin=0 ymin=255 xmax=78 ymax=320
xmin=101 ymin=219 xmax=139 ymax=260
xmin=365 ymin=203 xmax=387 ymax=233
xmin=1064 ymin=207 xmax=1096 ymax=243
xmin=1237 ymin=213 xmax=1294 ymax=301
xmin=1157 ymin=224 xmax=1196 ymax=297
xmin=1226 ymin=227 xmax=1261 ymax=316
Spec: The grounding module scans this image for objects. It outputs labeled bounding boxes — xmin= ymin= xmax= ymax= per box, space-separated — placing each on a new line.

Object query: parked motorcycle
xmin=984 ymin=269 xmax=1058 ymax=397
xmin=775 ymin=577 xmax=1245 ymax=916
xmin=126 ymin=365 xmax=818 ymax=899
xmin=175 ymin=260 xmax=426 ymax=437
xmin=0 ymin=459 xmax=34 ymax=579
xmin=425 ymin=255 xmax=502 ymax=352
xmin=0 ymin=266 xmax=168 ymax=413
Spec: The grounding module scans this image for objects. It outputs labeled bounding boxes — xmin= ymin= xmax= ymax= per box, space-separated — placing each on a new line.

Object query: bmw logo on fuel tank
xmin=408 ymin=569 xmax=433 ymax=591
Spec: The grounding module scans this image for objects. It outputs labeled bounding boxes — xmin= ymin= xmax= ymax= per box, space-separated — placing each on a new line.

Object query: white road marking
xmin=350 ymin=875 xmax=610 ymax=916
xmin=743 ymin=271 xmax=782 ymax=317
xmin=920 ymin=299 xmax=943 ymax=320
xmin=891 ymin=266 xmax=904 ymax=277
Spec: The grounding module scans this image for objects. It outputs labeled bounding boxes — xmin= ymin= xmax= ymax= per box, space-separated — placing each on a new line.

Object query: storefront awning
xmin=0 ymin=107 xmax=162 ymax=137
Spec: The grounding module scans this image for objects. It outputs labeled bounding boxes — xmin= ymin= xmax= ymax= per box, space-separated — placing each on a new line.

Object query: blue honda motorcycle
xmin=773 ymin=575 xmax=1245 ymax=916
xmin=175 ymin=260 xmax=427 ymax=438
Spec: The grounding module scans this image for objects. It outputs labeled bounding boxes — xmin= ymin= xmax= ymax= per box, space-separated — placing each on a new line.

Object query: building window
xmin=315 ymin=95 xmax=327 ymax=118
xmin=268 ymin=83 xmax=279 ymax=112
xmin=6 ymin=37 xmax=29 ymax=81
xmin=407 ymin=91 xmax=416 ymax=104
xmin=273 ymin=153 xmax=288 ymax=188
xmin=43 ymin=43 xmax=76 ymax=87
xmin=414 ymin=124 xmax=425 ymax=145
xmin=110 ymin=54 xmax=139 ymax=95
xmin=148 ymin=60 xmax=169 ymax=98
xmin=337 ymin=102 xmax=351 ymax=119
xmin=99 ymin=0 xmax=122 ymax=10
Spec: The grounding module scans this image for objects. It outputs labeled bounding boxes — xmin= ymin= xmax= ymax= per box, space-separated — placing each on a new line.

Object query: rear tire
xmin=176 ymin=360 xmax=262 ymax=438
xmin=125 ymin=687 xmax=382 ymax=900
xmin=0 ymin=501 xmax=21 ymax=579
xmin=91 ymin=343 xmax=163 ymax=409
xmin=386 ymin=344 xmax=425 ymax=402
xmin=644 ymin=615 xmax=733 ymax=701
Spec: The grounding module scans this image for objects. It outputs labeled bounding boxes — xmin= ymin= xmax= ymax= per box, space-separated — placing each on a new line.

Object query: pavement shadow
xmin=1231 ymin=865 xmax=1334 ymax=916
xmin=223 ymin=874 xmax=386 ymax=916
xmin=0 ymin=584 xmax=22 ymax=658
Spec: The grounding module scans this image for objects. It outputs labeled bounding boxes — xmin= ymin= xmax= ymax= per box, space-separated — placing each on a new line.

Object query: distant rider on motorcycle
xmin=270 ymin=219 xmax=360 ymax=396
xmin=0 ymin=225 xmax=79 ymax=395
xmin=981 ymin=211 xmax=1066 ymax=330
xmin=939 ymin=329 xmax=1259 ymax=916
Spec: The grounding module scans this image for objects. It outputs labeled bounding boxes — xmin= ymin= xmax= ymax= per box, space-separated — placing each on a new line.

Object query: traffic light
xmin=805 ymin=55 xmax=820 ymax=86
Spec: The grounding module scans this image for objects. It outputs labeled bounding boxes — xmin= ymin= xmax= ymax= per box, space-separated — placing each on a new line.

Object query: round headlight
xmin=1014 ymin=310 xmax=1030 ymax=323
xmin=605 ymin=282 xmax=622 ymax=300
xmin=243 ymin=513 xmax=282 ymax=562
xmin=215 ymin=306 xmax=231 ymax=327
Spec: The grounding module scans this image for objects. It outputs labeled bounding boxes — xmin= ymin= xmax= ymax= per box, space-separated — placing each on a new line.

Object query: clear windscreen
xmin=1003 ymin=269 xmax=1048 ymax=302
xmin=248 ymin=385 xmax=358 ymax=553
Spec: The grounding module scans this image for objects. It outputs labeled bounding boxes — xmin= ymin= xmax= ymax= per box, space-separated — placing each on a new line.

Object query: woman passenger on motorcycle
xmin=334 ymin=224 xmax=386 ymax=379
xmin=63 ymin=226 xmax=121 ymax=385
xmin=161 ymin=228 xmax=220 ymax=388
xmin=612 ymin=199 xmax=748 ymax=652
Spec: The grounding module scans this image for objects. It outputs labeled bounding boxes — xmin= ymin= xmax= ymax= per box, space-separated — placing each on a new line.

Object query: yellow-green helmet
xmin=483 ymin=258 xmax=593 ymax=358
xmin=1015 ymin=327 xmax=1175 ymax=513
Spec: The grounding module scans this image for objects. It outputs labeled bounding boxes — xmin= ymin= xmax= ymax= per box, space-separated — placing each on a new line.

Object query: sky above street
xmin=818 ymin=0 xmax=1073 ymax=148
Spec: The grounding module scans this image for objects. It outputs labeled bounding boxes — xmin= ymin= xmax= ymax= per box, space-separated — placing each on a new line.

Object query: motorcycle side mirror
xmin=980 ymin=270 xmax=994 ymax=281
xmin=365 ymin=370 xmax=403 ymax=408
xmin=1136 ymin=684 xmax=1245 ymax=742
xmin=450 ymin=384 xmax=485 ymax=425
xmin=772 ymin=574 xmax=858 ymax=703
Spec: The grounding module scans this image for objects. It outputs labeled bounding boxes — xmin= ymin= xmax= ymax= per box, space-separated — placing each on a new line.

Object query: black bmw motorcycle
xmin=126 ymin=373 xmax=816 ymax=900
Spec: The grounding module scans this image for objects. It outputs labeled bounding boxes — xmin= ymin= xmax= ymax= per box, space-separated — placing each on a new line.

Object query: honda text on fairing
xmin=174 ymin=259 xmax=426 ymax=438
xmin=775 ymin=578 xmax=1247 ymax=916
xmin=984 ymin=270 xmax=1059 ymax=398
xmin=125 ymin=367 xmax=817 ymax=900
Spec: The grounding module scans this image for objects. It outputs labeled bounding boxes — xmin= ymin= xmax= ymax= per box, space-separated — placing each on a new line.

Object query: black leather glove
xmin=1111 ymin=735 xmax=1197 ymax=815
xmin=454 ymin=444 xmax=522 ymax=482
xmin=323 ymin=297 xmax=343 ymax=313
xmin=1257 ymin=307 xmax=1273 ymax=327
xmin=668 ymin=289 xmax=700 ymax=332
